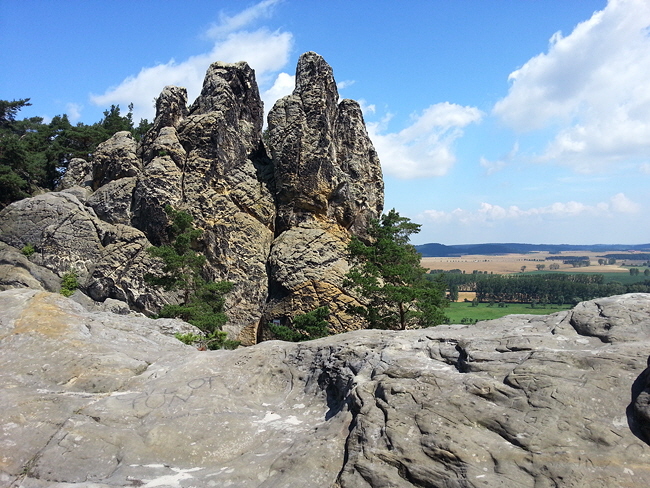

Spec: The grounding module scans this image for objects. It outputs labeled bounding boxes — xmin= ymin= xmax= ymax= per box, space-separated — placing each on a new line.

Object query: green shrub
xmin=60 ymin=270 xmax=79 ymax=297
xmin=21 ymin=243 xmax=35 ymax=257
xmin=174 ymin=332 xmax=204 ymax=345
xmin=146 ymin=205 xmax=237 ymax=350
xmin=174 ymin=330 xmax=239 ymax=350
xmin=269 ymin=306 xmax=331 ymax=342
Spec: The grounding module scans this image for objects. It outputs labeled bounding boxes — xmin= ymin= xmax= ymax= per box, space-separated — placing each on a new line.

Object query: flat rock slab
xmin=2 ymin=289 xmax=650 ymax=487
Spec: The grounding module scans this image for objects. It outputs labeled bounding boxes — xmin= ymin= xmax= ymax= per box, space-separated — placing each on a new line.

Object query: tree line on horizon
xmin=427 ymin=271 xmax=650 ymax=305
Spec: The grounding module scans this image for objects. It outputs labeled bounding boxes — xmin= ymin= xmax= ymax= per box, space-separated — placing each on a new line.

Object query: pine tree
xmin=345 ymin=209 xmax=448 ymax=330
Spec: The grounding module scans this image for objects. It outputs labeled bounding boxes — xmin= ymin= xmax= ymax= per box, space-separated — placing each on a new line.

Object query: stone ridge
xmin=0 ymin=53 xmax=384 ymax=343
xmin=1 ymin=289 xmax=649 ymax=487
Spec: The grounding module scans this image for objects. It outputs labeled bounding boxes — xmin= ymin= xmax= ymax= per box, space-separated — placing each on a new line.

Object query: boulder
xmin=1 ymin=290 xmax=650 ymax=487
xmin=0 ymin=242 xmax=60 ymax=292
xmin=57 ymin=157 xmax=93 ymax=190
xmin=92 ymin=131 xmax=141 ymax=190
xmin=0 ymin=192 xmax=105 ymax=281
xmin=87 ymin=177 xmax=137 ymax=225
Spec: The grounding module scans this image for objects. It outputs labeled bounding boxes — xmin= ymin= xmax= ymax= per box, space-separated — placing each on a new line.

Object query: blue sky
xmin=2 ymin=0 xmax=649 ymax=245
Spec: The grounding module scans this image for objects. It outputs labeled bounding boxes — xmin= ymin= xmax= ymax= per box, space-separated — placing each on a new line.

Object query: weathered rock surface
xmin=92 ymin=131 xmax=141 ymax=190
xmin=0 ymin=242 xmax=60 ymax=292
xmin=265 ymin=52 xmax=383 ymax=330
xmin=2 ymin=289 xmax=649 ymax=487
xmin=0 ymin=192 xmax=168 ymax=314
xmin=56 ymin=157 xmax=93 ymax=191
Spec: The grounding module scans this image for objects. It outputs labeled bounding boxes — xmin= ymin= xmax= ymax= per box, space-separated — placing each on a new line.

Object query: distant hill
xmin=415 ymin=243 xmax=650 ymax=257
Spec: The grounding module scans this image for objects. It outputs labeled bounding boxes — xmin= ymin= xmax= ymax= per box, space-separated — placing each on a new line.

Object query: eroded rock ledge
xmin=2 ymin=289 xmax=649 ymax=487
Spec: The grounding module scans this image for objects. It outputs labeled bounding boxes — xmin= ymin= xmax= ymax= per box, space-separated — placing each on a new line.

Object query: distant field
xmin=444 ymin=302 xmax=572 ymax=325
xmin=421 ymin=251 xmax=647 ymax=275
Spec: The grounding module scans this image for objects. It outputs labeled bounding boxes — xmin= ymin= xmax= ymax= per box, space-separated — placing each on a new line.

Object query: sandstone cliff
xmin=265 ymin=52 xmax=383 ymax=335
xmin=2 ymin=289 xmax=649 ymax=487
xmin=0 ymin=52 xmax=383 ymax=343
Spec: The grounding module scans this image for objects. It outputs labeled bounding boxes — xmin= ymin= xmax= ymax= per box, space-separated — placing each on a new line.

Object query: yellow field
xmin=421 ymin=251 xmax=640 ymax=275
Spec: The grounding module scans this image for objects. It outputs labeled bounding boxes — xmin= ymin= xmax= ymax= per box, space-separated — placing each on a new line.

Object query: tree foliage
xmin=345 ymin=209 xmax=448 ymax=330
xmin=269 ymin=306 xmax=331 ymax=342
xmin=145 ymin=205 xmax=237 ymax=350
xmin=0 ymin=99 xmax=152 ymax=208
xmin=429 ymin=271 xmax=650 ymax=304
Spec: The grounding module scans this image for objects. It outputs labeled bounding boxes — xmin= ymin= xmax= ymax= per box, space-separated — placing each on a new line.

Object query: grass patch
xmin=445 ymin=301 xmax=573 ymax=325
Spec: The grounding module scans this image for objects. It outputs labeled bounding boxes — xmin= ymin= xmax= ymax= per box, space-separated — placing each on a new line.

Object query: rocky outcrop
xmin=0 ymin=192 xmax=167 ymax=314
xmin=2 ymin=289 xmax=650 ymax=487
xmin=0 ymin=52 xmax=382 ymax=343
xmin=264 ymin=52 xmax=383 ymax=332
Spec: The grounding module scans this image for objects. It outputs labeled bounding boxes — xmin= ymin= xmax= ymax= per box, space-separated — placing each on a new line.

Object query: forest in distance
xmin=423 ymin=247 xmax=650 ymax=324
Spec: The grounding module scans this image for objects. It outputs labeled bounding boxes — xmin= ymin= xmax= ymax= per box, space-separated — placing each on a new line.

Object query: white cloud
xmin=261 ymin=72 xmax=295 ymax=116
xmin=480 ymin=142 xmax=518 ymax=175
xmin=205 ymin=0 xmax=282 ymax=39
xmin=337 ymin=80 xmax=356 ymax=90
xmin=493 ymin=0 xmax=650 ymax=171
xmin=90 ymin=1 xmax=292 ymax=123
xmin=640 ymin=163 xmax=650 ymax=175
xmin=367 ymin=102 xmax=483 ymax=179
xmin=357 ymin=99 xmax=376 ymax=117
xmin=610 ymin=192 xmax=641 ymax=213
xmin=65 ymin=102 xmax=82 ymax=123
xmin=423 ymin=193 xmax=640 ymax=225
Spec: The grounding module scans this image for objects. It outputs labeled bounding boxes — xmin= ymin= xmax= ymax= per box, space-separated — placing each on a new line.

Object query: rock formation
xmin=2 ymin=289 xmax=650 ymax=487
xmin=265 ymin=52 xmax=383 ymax=334
xmin=0 ymin=52 xmax=383 ymax=343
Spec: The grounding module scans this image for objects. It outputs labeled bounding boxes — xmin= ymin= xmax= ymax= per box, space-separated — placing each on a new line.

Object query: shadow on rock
xmin=629 ymin=356 xmax=650 ymax=445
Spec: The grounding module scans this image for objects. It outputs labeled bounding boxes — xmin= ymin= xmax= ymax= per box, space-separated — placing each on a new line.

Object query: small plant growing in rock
xmin=21 ymin=243 xmax=35 ymax=257
xmin=146 ymin=205 xmax=237 ymax=350
xmin=269 ymin=306 xmax=331 ymax=342
xmin=60 ymin=270 xmax=79 ymax=297
xmin=174 ymin=330 xmax=238 ymax=350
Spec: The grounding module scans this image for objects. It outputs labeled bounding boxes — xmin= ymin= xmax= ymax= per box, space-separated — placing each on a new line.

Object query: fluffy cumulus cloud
xmin=261 ymin=72 xmax=295 ymax=117
xmin=368 ymin=102 xmax=483 ymax=179
xmin=493 ymin=0 xmax=650 ymax=171
xmin=90 ymin=0 xmax=293 ymax=123
xmin=423 ymin=193 xmax=639 ymax=226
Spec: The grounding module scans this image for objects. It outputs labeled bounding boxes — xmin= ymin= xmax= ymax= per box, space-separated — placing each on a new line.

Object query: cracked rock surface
xmin=2 ymin=289 xmax=650 ymax=487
